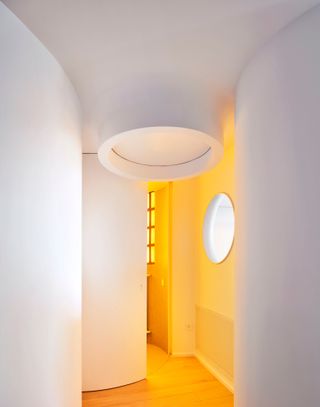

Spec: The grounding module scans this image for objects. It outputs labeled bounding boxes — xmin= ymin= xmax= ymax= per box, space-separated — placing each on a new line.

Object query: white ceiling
xmin=3 ymin=0 xmax=319 ymax=153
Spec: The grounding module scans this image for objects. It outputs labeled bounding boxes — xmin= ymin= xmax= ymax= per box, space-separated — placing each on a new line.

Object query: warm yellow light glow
xmin=146 ymin=184 xmax=171 ymax=354
xmin=150 ymin=210 xmax=155 ymax=226
xmin=150 ymin=191 xmax=156 ymax=208
xmin=150 ymin=228 xmax=155 ymax=244
xmin=195 ymin=106 xmax=235 ymax=313
xmin=147 ymin=191 xmax=156 ymax=264
xmin=148 ymin=181 xmax=168 ymax=193
xmin=146 ymin=246 xmax=150 ymax=264
xmin=150 ymin=246 xmax=155 ymax=263
xmin=222 ymin=101 xmax=235 ymax=149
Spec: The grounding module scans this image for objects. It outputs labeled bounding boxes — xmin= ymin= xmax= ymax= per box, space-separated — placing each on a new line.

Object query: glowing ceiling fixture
xmin=97 ymin=87 xmax=223 ymax=181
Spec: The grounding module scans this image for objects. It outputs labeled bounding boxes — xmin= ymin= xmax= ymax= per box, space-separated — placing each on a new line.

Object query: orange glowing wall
xmin=170 ymin=106 xmax=235 ymax=389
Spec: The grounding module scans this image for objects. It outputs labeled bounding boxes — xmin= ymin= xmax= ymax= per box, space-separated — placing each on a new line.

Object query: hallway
xmin=2 ymin=2 xmax=320 ymax=406
xmin=82 ymin=355 xmax=233 ymax=407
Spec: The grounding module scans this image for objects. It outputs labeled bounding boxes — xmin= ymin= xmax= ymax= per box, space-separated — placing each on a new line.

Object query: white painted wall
xmin=236 ymin=5 xmax=320 ymax=407
xmin=0 ymin=4 xmax=82 ymax=407
xmin=82 ymin=154 xmax=147 ymax=391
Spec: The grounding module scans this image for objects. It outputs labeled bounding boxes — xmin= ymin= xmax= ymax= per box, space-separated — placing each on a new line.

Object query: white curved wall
xmin=0 ymin=4 xmax=82 ymax=407
xmin=236 ymin=5 xmax=320 ymax=407
xmin=82 ymin=154 xmax=147 ymax=391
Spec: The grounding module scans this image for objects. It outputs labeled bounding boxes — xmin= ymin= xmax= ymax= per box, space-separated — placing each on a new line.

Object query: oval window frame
xmin=203 ymin=193 xmax=235 ymax=264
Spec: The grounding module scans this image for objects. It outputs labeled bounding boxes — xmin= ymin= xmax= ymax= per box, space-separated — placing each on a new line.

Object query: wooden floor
xmin=146 ymin=344 xmax=169 ymax=376
xmin=83 ymin=351 xmax=234 ymax=407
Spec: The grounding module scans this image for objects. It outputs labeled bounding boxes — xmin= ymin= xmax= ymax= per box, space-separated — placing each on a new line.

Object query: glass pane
xmin=150 ymin=191 xmax=156 ymax=208
xmin=146 ymin=246 xmax=150 ymax=263
xmin=150 ymin=246 xmax=155 ymax=263
xmin=150 ymin=209 xmax=155 ymax=226
xmin=150 ymin=228 xmax=155 ymax=244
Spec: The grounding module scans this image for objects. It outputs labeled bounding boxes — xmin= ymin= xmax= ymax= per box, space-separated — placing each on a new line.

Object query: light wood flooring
xmin=83 ymin=348 xmax=234 ymax=407
xmin=146 ymin=344 xmax=170 ymax=376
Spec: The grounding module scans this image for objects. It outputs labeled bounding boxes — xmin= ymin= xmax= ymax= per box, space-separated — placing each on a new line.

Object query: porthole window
xmin=203 ymin=193 xmax=235 ymax=264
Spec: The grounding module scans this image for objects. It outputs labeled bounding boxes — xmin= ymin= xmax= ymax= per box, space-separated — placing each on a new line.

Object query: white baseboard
xmin=195 ymin=349 xmax=234 ymax=394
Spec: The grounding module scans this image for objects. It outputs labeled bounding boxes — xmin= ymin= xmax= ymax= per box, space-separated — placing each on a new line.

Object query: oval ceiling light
xmin=98 ymin=126 xmax=223 ymax=181
xmin=97 ymin=85 xmax=223 ymax=181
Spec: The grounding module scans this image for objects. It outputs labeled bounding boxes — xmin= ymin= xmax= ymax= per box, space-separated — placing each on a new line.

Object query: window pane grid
xmin=147 ymin=191 xmax=156 ymax=264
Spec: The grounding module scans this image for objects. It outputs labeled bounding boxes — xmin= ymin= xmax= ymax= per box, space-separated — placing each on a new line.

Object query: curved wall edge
xmin=0 ymin=3 xmax=82 ymax=406
xmin=82 ymin=154 xmax=147 ymax=391
xmin=235 ymin=5 xmax=320 ymax=407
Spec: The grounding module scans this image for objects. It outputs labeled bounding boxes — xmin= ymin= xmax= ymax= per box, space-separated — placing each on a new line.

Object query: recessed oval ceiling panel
xmin=97 ymin=85 xmax=223 ymax=180
xmin=112 ymin=127 xmax=210 ymax=167
xmin=98 ymin=126 xmax=223 ymax=181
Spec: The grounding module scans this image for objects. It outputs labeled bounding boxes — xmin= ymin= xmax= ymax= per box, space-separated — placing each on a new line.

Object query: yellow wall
xmin=147 ymin=114 xmax=235 ymax=382
xmin=194 ymin=140 xmax=235 ymax=390
xmin=171 ymin=111 xmax=235 ymax=389
xmin=195 ymin=142 xmax=235 ymax=319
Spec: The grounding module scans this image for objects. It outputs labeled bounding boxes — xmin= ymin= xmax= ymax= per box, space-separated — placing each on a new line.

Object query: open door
xmin=82 ymin=154 xmax=147 ymax=391
xmin=147 ymin=185 xmax=170 ymax=354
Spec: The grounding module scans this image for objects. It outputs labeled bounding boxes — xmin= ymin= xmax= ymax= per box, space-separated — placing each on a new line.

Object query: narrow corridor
xmin=83 ymin=350 xmax=233 ymax=407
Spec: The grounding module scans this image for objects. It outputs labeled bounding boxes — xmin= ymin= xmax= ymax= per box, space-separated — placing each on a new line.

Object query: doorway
xmin=146 ymin=183 xmax=171 ymax=375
